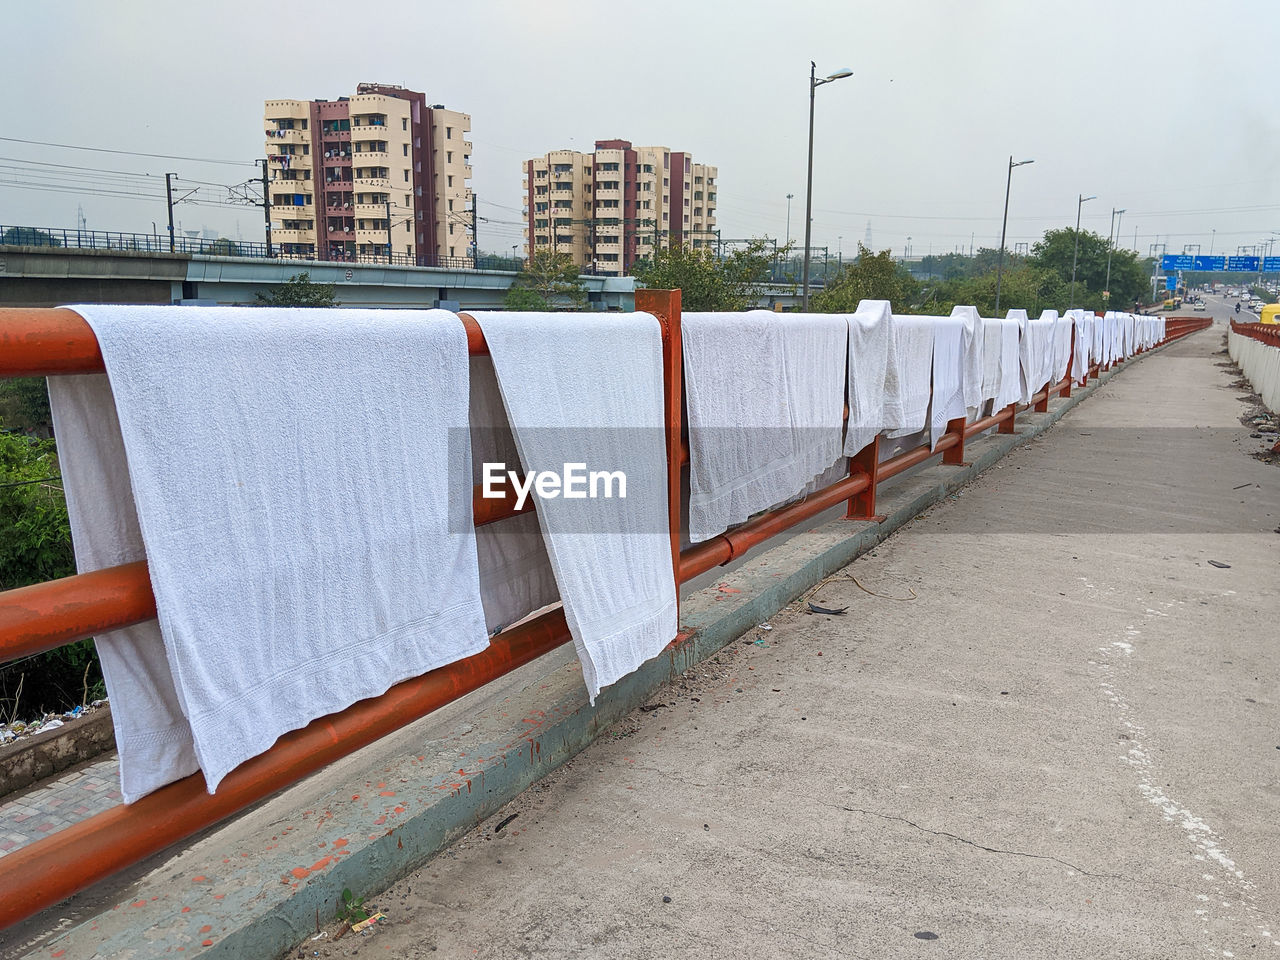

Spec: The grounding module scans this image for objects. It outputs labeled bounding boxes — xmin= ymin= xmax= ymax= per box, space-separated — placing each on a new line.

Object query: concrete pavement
xmin=306 ymin=323 xmax=1279 ymax=960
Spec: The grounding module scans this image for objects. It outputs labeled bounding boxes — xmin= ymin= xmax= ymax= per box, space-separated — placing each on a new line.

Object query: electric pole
xmin=165 ymin=173 xmax=176 ymax=253
xmin=472 ymin=191 xmax=479 ymax=262
xmin=385 ymin=198 xmax=393 ymax=263
xmin=258 ymin=159 xmax=273 ymax=258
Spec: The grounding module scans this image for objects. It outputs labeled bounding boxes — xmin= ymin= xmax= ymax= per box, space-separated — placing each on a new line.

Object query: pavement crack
xmin=839 ymin=806 xmax=1113 ymax=878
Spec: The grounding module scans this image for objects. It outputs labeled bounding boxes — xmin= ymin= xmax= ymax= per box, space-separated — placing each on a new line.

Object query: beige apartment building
xmin=523 ymin=140 xmax=717 ymax=275
xmin=263 ymin=83 xmax=472 ymax=265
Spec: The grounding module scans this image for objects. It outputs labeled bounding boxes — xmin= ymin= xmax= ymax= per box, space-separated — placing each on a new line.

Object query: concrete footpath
xmin=310 ymin=326 xmax=1279 ymax=960
xmin=7 ymin=323 xmax=1278 ymax=959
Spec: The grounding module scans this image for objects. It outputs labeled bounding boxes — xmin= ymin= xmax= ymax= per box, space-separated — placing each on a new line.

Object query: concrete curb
xmin=30 ymin=336 xmax=1188 ymax=960
xmin=0 ymin=708 xmax=114 ymax=800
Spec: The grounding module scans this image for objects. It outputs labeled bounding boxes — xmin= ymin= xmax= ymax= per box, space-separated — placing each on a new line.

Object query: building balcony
xmin=353 ymin=176 xmax=392 ymax=191
xmin=266 ymin=126 xmax=308 ymax=143
xmin=352 ymin=149 xmax=389 ymax=163
xmin=271 ymin=228 xmax=316 ymax=244
xmin=353 ymin=202 xmax=388 ymax=217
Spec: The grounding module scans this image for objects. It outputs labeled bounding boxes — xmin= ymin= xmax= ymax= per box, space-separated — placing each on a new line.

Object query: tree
xmin=505 ymin=250 xmax=587 ymax=310
xmin=0 ymin=421 xmax=102 ymax=719
xmin=811 ymin=245 xmax=920 ymax=313
xmin=0 ymin=378 xmax=53 ymax=435
xmin=632 ymin=239 xmax=777 ymax=311
xmin=206 ymin=238 xmax=241 ymax=257
xmin=255 ymin=271 xmax=339 ymax=307
xmin=1029 ymin=228 xmax=1152 ymax=310
xmin=1 ymin=226 xmax=62 ymax=248
xmin=501 ymin=286 xmax=551 ymax=311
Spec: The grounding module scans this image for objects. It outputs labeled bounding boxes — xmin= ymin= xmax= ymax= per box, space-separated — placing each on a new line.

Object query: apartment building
xmin=263 ymin=83 xmax=472 ymax=265
xmin=522 ymin=140 xmax=717 ymax=275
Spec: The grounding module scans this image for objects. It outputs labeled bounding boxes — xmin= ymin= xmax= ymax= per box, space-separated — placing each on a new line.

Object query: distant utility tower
xmin=864 ymin=220 xmax=873 ymax=251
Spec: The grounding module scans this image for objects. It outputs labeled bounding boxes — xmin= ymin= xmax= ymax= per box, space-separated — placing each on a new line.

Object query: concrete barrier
xmin=1228 ymin=327 xmax=1280 ymax=413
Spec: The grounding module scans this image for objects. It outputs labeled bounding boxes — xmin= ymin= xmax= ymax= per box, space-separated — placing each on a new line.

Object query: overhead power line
xmin=0 ymin=136 xmax=256 ymax=167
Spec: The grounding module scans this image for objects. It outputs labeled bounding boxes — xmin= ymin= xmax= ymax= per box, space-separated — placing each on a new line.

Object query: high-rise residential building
xmin=263 ymin=83 xmax=472 ymax=266
xmin=522 ymin=140 xmax=717 ymax=276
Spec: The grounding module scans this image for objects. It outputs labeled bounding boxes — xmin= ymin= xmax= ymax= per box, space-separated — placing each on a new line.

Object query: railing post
xmin=998 ymin=403 xmax=1016 ymax=434
xmin=845 ymin=435 xmax=884 ymax=521
xmin=942 ymin=416 xmax=968 ymax=465
xmin=635 ymin=289 xmax=683 ymax=593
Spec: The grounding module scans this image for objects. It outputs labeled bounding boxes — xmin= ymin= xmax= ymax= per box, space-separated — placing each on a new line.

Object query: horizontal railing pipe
xmin=679 ymin=470 xmax=871 ymax=581
xmin=0 ymin=307 xmax=495 ymax=379
xmin=0 ymin=562 xmax=155 ymax=662
xmin=0 ymin=605 xmax=572 ymax=930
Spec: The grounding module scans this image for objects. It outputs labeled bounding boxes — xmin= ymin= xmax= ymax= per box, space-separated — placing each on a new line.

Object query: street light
xmin=994 ymin=156 xmax=1033 ymax=315
xmin=1103 ymin=207 xmax=1126 ymax=303
xmin=1069 ymin=194 xmax=1097 ymax=309
xmin=802 ymin=62 xmax=853 ymax=310
xmin=785 ymin=193 xmax=794 ymax=247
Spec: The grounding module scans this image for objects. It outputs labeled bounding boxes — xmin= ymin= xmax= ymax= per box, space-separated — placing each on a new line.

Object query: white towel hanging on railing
xmin=49 ymin=306 xmax=489 ymax=802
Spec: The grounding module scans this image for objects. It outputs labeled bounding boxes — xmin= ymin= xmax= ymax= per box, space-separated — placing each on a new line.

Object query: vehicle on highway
xmin=1193 ymin=301 xmax=1207 ymax=311
xmin=1261 ymin=304 xmax=1280 ymax=325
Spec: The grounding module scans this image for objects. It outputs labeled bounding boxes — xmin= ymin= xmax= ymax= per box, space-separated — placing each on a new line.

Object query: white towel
xmin=1016 ymin=309 xmax=1053 ymax=403
xmin=981 ymin=314 xmax=1022 ymax=411
xmin=927 ymin=314 xmax=966 ymax=450
xmin=1039 ymin=310 xmax=1064 ymax=391
xmin=682 ymin=311 xmax=817 ymax=543
xmin=949 ymin=306 xmax=985 ymax=411
xmin=473 ymin=311 xmax=677 ymax=703
xmin=1103 ymin=311 xmax=1120 ymax=365
xmin=469 ymin=355 xmax=561 ymax=635
xmin=884 ymin=315 xmax=935 ymax=438
xmin=1067 ymin=309 xmax=1091 ymax=383
xmin=980 ymin=317 xmax=1003 ymax=405
xmin=49 ymin=306 xmax=489 ymax=801
xmin=843 ymin=299 xmax=892 ymax=457
xmin=1050 ymin=310 xmax=1074 ymax=384
xmin=777 ymin=313 xmax=849 ymax=484
xmin=993 ymin=316 xmax=1023 ymax=411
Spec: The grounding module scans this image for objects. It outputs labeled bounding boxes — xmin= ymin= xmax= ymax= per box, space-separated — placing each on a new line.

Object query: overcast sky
xmin=2 ymin=0 xmax=1276 ymax=260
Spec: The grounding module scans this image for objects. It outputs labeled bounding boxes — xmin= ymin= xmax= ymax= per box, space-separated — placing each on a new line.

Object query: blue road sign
xmin=1226 ymin=256 xmax=1260 ymax=272
xmin=1166 ymin=276 xmax=1178 ymax=291
xmin=1264 ymin=257 xmax=1280 ymax=272
xmin=1161 ymin=254 xmax=1193 ymax=270
xmin=1192 ymin=255 xmax=1226 ymax=271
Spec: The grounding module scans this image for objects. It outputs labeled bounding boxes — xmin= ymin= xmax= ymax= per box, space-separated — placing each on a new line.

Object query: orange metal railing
xmin=1231 ymin=318 xmax=1280 ymax=349
xmin=0 ymin=300 xmax=1208 ymax=928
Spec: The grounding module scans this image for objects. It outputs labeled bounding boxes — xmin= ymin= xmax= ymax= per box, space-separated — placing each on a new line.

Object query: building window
xmin=403 ymin=144 xmax=409 ymax=156
xmin=404 ymin=170 xmax=410 ymax=181
xmin=446 ymin=126 xmax=452 ymax=138
xmin=447 ymin=151 xmax=453 ymax=163
xmin=448 ymin=175 xmax=454 ymax=187
xmin=402 ymin=118 xmax=408 ymax=130
xmin=449 ymin=223 xmax=454 ymax=235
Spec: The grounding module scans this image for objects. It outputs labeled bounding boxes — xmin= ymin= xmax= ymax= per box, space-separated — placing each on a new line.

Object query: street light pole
xmin=801 ymin=61 xmax=852 ymax=310
xmin=994 ymin=156 xmax=1033 ymax=316
xmin=1069 ymin=194 xmax=1096 ymax=309
xmin=1104 ymin=207 xmax=1125 ymax=305
xmin=785 ymin=193 xmax=794 ymax=247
